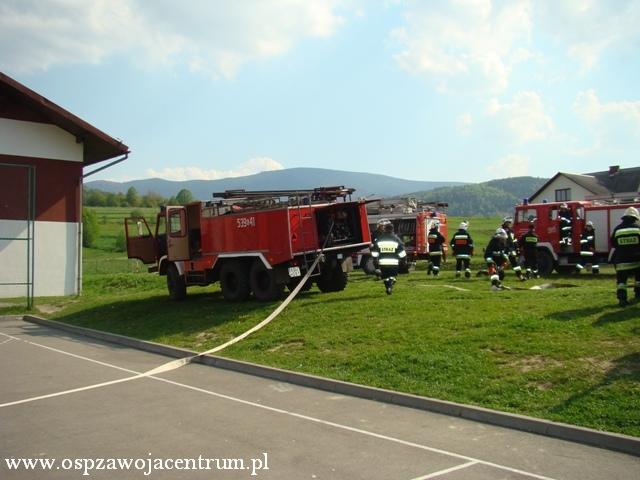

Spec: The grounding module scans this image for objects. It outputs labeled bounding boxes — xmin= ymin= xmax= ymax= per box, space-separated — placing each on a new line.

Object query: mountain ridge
xmin=86 ymin=167 xmax=466 ymax=200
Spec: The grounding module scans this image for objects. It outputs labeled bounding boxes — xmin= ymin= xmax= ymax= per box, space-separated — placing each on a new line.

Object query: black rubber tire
xmin=220 ymin=260 xmax=251 ymax=301
xmin=249 ymin=261 xmax=284 ymax=301
xmin=316 ymin=266 xmax=348 ymax=293
xmin=166 ymin=263 xmax=187 ymax=301
xmin=536 ymin=249 xmax=555 ymax=277
xmin=398 ymin=258 xmax=410 ymax=274
xmin=287 ymin=276 xmax=312 ymax=293
xmin=556 ymin=265 xmax=574 ymax=275
xmin=360 ymin=255 xmax=377 ymax=275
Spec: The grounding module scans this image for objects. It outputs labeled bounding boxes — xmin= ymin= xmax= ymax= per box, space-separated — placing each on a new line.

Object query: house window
xmin=555 ymin=188 xmax=571 ymax=202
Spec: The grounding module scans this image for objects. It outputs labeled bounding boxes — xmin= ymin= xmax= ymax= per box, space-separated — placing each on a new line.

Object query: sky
xmin=1 ymin=0 xmax=639 ymax=184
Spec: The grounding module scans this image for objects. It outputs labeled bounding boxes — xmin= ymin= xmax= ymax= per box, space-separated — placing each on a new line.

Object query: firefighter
xmin=558 ymin=203 xmax=573 ymax=246
xmin=450 ymin=222 xmax=474 ymax=278
xmin=576 ymin=221 xmax=598 ymax=274
xmin=519 ymin=221 xmax=539 ymax=279
xmin=371 ymin=221 xmax=406 ymax=295
xmin=371 ymin=218 xmax=387 ymax=244
xmin=426 ymin=220 xmax=446 ymax=276
xmin=502 ymin=216 xmax=523 ymax=279
xmin=610 ymin=207 xmax=640 ymax=307
xmin=485 ymin=228 xmax=509 ymax=289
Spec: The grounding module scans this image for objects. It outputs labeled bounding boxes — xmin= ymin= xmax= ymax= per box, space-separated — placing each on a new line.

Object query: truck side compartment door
xmin=125 ymin=217 xmax=157 ymax=264
xmin=167 ymin=207 xmax=191 ymax=261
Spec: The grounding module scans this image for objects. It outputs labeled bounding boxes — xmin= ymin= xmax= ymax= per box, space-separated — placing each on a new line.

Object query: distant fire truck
xmin=356 ymin=198 xmax=449 ymax=273
xmin=125 ymin=187 xmax=371 ymax=301
xmin=513 ymin=199 xmax=640 ymax=275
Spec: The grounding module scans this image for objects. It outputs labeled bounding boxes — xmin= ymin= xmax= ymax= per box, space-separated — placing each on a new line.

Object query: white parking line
xmin=0 ymin=328 xmax=559 ymax=480
xmin=411 ymin=461 xmax=478 ymax=480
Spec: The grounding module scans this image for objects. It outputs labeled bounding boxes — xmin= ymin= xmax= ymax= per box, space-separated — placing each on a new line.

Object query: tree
xmin=126 ymin=187 xmax=140 ymax=207
xmin=82 ymin=208 xmax=100 ymax=248
xmin=142 ymin=191 xmax=165 ymax=208
xmin=84 ymin=188 xmax=106 ymax=206
xmin=176 ymin=189 xmax=193 ymax=205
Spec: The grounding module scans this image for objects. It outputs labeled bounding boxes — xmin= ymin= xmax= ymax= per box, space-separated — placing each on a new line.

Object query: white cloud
xmin=0 ymin=0 xmax=349 ymax=77
xmin=535 ymin=0 xmax=640 ymax=72
xmin=390 ymin=0 xmax=533 ymax=93
xmin=573 ymin=90 xmax=640 ymax=133
xmin=487 ymin=91 xmax=554 ymax=143
xmin=147 ymin=157 xmax=284 ymax=181
xmin=486 ymin=154 xmax=530 ymax=177
xmin=570 ymin=90 xmax=640 ymax=158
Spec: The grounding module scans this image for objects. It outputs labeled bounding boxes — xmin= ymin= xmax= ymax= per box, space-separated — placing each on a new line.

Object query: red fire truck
xmin=125 ymin=187 xmax=371 ymax=301
xmin=357 ymin=199 xmax=449 ymax=274
xmin=513 ymin=199 xmax=640 ymax=275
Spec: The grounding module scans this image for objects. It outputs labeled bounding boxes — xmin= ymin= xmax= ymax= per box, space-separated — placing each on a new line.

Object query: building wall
xmin=1 ymin=219 xmax=79 ymax=297
xmin=530 ymin=176 xmax=594 ymax=203
xmin=0 ymin=117 xmax=83 ymax=299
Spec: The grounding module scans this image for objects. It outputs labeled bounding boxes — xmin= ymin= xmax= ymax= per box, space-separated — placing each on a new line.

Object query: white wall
xmin=0 ymin=118 xmax=83 ymax=162
xmin=0 ymin=220 xmax=79 ymax=298
xmin=531 ymin=175 xmax=594 ymax=203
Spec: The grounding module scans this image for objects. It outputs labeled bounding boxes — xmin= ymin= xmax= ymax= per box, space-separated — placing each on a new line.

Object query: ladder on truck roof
xmin=212 ymin=186 xmax=356 ymax=203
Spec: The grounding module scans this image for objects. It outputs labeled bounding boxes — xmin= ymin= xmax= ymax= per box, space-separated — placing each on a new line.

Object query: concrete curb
xmin=22 ymin=315 xmax=640 ymax=457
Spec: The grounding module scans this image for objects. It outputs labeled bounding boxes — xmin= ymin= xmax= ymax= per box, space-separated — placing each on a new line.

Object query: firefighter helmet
xmin=560 ymin=203 xmax=568 ymax=209
xmin=622 ymin=207 xmax=640 ymax=220
xmin=377 ymin=218 xmax=391 ymax=228
xmin=459 ymin=222 xmax=468 ymax=230
xmin=586 ymin=220 xmax=594 ymax=227
xmin=431 ymin=220 xmax=440 ymax=229
xmin=502 ymin=216 xmax=513 ymax=225
xmin=495 ymin=228 xmax=507 ymax=239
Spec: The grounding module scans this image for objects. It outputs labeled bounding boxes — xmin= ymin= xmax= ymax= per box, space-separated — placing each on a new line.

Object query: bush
xmin=82 ymin=209 xmax=100 ymax=247
xmin=114 ymin=233 xmax=127 ymax=252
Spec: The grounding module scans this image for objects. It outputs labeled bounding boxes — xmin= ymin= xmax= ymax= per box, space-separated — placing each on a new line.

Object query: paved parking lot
xmin=0 ymin=316 xmax=638 ymax=479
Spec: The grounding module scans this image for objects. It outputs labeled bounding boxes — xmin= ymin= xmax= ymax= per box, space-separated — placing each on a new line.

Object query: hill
xmin=87 ymin=167 xmax=465 ymax=200
xmin=410 ymin=176 xmax=547 ymax=216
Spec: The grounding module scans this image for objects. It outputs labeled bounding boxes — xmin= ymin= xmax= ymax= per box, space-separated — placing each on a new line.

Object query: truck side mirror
xmin=137 ymin=221 xmax=144 ymax=236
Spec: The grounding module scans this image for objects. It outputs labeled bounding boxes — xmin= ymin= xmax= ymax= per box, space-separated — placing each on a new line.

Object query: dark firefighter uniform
xmin=576 ymin=222 xmax=599 ymax=274
xmin=502 ymin=217 xmax=522 ymax=279
xmin=558 ymin=203 xmax=573 ymax=246
xmin=371 ymin=225 xmax=407 ymax=295
xmin=427 ymin=222 xmax=446 ymax=276
xmin=450 ymin=223 xmax=473 ymax=278
xmin=485 ymin=228 xmax=509 ymax=288
xmin=610 ymin=207 xmax=640 ymax=307
xmin=519 ymin=223 xmax=539 ymax=278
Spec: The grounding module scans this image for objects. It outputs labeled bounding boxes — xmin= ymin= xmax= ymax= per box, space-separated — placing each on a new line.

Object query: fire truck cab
xmin=125 ymin=187 xmax=371 ymax=301
xmin=513 ymin=199 xmax=640 ymax=275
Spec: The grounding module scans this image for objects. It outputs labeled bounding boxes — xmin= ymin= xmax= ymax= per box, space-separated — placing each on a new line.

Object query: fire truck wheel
xmin=220 ymin=260 xmax=251 ymax=301
xmin=316 ymin=266 xmax=348 ymax=293
xmin=360 ymin=255 xmax=377 ymax=275
xmin=167 ymin=263 xmax=187 ymax=301
xmin=287 ymin=277 xmax=312 ymax=293
xmin=250 ymin=261 xmax=284 ymax=301
xmin=536 ymin=250 xmax=554 ymax=276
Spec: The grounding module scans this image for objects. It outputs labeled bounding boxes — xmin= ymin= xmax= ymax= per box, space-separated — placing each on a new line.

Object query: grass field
xmin=1 ymin=208 xmax=638 ymax=436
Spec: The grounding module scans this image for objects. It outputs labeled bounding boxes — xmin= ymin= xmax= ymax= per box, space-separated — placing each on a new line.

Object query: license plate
xmin=288 ymin=266 xmax=301 ymax=278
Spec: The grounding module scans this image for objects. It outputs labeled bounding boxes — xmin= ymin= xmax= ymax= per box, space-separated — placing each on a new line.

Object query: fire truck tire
xmin=398 ymin=258 xmax=409 ymax=274
xmin=249 ymin=261 xmax=284 ymax=301
xmin=536 ymin=250 xmax=554 ymax=276
xmin=167 ymin=263 xmax=187 ymax=301
xmin=316 ymin=266 xmax=348 ymax=293
xmin=220 ymin=260 xmax=251 ymax=302
xmin=556 ymin=265 xmax=574 ymax=275
xmin=360 ymin=255 xmax=377 ymax=275
xmin=287 ymin=276 xmax=312 ymax=293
